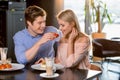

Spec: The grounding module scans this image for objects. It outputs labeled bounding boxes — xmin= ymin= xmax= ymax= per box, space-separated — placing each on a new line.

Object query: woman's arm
xmin=66 ymin=37 xmax=90 ymax=67
xmin=67 ymin=28 xmax=78 ymax=57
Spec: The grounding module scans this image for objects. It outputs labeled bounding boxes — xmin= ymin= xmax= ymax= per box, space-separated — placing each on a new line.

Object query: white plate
xmin=31 ymin=64 xmax=64 ymax=71
xmin=0 ymin=63 xmax=25 ymax=71
xmin=40 ymin=73 xmax=59 ymax=78
xmin=54 ymin=64 xmax=64 ymax=70
xmin=31 ymin=64 xmax=45 ymax=70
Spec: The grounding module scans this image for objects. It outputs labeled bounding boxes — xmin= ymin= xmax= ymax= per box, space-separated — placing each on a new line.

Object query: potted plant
xmin=90 ymin=0 xmax=112 ymax=38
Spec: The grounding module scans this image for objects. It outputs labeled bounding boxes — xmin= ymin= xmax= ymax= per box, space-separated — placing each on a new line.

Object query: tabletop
xmin=0 ymin=64 xmax=102 ymax=80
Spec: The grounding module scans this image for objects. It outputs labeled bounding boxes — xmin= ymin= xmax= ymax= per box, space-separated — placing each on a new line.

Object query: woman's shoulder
xmin=76 ymin=35 xmax=90 ymax=43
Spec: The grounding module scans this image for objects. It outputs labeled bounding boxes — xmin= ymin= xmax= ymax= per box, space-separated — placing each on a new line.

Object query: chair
xmin=92 ymin=38 xmax=120 ymax=58
xmin=92 ymin=38 xmax=120 ymax=68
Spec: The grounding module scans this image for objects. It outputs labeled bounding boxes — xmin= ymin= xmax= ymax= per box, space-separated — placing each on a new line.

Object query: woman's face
xmin=27 ymin=16 xmax=46 ymax=36
xmin=57 ymin=19 xmax=73 ymax=37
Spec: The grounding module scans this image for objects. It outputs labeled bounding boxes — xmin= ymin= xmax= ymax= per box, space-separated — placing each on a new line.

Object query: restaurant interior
xmin=0 ymin=0 xmax=120 ymax=80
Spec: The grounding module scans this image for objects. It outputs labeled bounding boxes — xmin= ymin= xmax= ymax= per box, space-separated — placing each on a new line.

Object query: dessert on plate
xmin=0 ymin=63 xmax=12 ymax=70
xmin=40 ymin=59 xmax=46 ymax=68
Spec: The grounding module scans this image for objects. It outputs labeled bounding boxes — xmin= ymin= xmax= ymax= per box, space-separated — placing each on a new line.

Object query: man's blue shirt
xmin=13 ymin=26 xmax=61 ymax=65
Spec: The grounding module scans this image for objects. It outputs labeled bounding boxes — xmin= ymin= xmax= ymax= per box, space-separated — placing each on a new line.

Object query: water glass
xmin=0 ymin=47 xmax=8 ymax=64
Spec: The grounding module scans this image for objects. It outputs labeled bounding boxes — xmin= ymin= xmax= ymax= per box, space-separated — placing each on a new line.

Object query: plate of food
xmin=31 ymin=58 xmax=64 ymax=71
xmin=31 ymin=64 xmax=45 ymax=70
xmin=0 ymin=63 xmax=25 ymax=71
xmin=32 ymin=58 xmax=47 ymax=70
xmin=31 ymin=63 xmax=64 ymax=71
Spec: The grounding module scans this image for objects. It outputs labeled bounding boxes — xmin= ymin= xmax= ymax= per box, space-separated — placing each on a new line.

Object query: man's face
xmin=27 ymin=16 xmax=46 ymax=36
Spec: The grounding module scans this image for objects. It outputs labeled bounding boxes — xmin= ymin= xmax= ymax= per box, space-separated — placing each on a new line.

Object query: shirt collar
xmin=25 ymin=29 xmax=43 ymax=38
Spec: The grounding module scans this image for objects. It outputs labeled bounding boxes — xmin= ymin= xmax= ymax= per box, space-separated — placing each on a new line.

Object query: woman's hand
xmin=54 ymin=58 xmax=60 ymax=64
xmin=69 ymin=28 xmax=78 ymax=42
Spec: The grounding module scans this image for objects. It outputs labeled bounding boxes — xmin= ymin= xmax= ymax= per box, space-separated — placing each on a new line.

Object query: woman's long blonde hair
xmin=56 ymin=9 xmax=85 ymax=37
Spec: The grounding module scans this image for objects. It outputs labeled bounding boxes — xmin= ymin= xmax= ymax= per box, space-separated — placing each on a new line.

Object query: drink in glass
xmin=0 ymin=47 xmax=8 ymax=64
xmin=45 ymin=57 xmax=55 ymax=76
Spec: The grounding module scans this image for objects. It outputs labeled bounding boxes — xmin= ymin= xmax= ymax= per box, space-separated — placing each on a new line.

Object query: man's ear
xmin=27 ymin=21 xmax=32 ymax=26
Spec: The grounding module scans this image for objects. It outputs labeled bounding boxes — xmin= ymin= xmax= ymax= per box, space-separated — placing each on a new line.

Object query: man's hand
xmin=35 ymin=58 xmax=45 ymax=64
xmin=37 ymin=32 xmax=59 ymax=46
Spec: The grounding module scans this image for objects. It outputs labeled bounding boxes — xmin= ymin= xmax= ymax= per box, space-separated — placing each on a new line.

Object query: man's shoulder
xmin=13 ymin=29 xmax=26 ymax=38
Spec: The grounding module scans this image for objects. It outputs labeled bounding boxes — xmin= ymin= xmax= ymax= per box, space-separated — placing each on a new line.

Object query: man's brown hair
xmin=25 ymin=5 xmax=47 ymax=28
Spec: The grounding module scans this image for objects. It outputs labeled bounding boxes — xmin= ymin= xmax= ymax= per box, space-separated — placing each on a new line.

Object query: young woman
xmin=55 ymin=9 xmax=91 ymax=69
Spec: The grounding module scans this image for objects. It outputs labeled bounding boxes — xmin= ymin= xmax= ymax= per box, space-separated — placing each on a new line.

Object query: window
xmin=64 ymin=0 xmax=120 ymax=24
xmin=64 ymin=0 xmax=85 ymax=32
xmin=102 ymin=0 xmax=120 ymax=24
xmin=64 ymin=0 xmax=120 ymax=38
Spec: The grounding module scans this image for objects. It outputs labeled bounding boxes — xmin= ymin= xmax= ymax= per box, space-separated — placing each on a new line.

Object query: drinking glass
xmin=45 ymin=57 xmax=56 ymax=76
xmin=0 ymin=47 xmax=8 ymax=64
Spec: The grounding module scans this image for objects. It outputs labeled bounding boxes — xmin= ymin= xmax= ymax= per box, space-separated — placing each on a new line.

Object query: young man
xmin=13 ymin=5 xmax=61 ymax=65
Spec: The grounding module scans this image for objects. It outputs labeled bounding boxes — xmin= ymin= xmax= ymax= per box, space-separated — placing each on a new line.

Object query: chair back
xmin=92 ymin=38 xmax=120 ymax=57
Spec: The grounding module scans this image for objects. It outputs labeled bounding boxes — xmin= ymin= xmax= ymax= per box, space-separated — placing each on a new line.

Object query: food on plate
xmin=4 ymin=63 xmax=12 ymax=68
xmin=40 ymin=59 xmax=46 ymax=68
xmin=54 ymin=33 xmax=59 ymax=38
xmin=0 ymin=63 xmax=12 ymax=70
xmin=0 ymin=64 xmax=5 ymax=70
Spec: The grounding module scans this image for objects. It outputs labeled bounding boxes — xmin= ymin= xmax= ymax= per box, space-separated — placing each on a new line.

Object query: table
xmin=0 ymin=67 xmax=102 ymax=80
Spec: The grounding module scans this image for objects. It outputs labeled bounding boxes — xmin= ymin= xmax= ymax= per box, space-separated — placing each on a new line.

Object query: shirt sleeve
xmin=13 ymin=34 xmax=28 ymax=64
xmin=55 ymin=29 xmax=63 ymax=42
xmin=65 ymin=41 xmax=90 ymax=67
